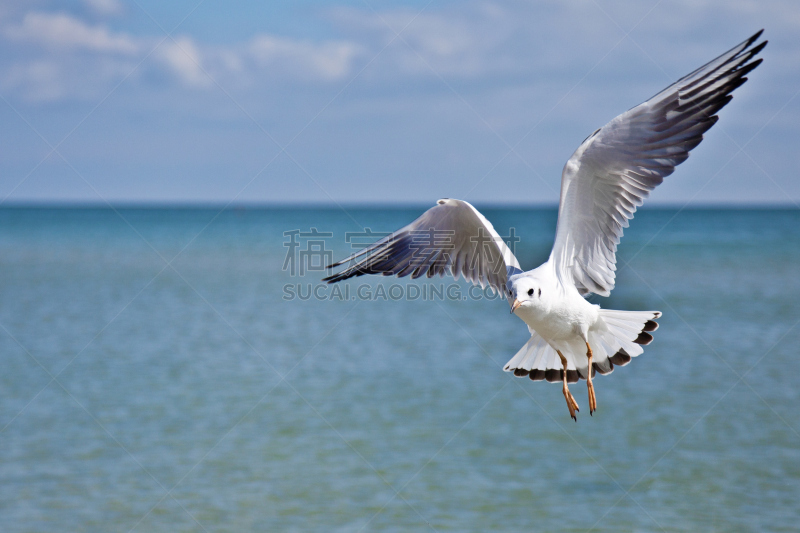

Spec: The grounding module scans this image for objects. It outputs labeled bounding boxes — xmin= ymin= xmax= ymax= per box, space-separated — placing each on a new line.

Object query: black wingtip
xmin=322 ymin=268 xmax=367 ymax=284
xmin=749 ymin=41 xmax=768 ymax=57
xmin=322 ymin=269 xmax=355 ymax=283
xmin=325 ymin=259 xmax=350 ymax=269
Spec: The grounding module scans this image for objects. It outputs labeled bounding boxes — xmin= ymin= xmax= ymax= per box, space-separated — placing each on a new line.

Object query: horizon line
xmin=0 ymin=200 xmax=798 ymax=210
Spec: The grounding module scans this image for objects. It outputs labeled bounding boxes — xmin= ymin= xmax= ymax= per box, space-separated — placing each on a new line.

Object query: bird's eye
xmin=538 ymin=288 xmax=541 ymax=297
xmin=527 ymin=288 xmax=534 ymax=296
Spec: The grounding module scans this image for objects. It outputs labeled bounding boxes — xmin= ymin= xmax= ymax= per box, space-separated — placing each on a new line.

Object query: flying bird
xmin=323 ymin=31 xmax=766 ymax=420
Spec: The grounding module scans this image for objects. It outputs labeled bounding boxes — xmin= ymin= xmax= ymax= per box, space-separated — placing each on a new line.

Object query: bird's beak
xmin=510 ymin=299 xmax=522 ymax=314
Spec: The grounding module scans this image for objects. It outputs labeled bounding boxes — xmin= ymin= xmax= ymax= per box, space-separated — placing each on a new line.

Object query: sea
xmin=1 ymin=206 xmax=799 ymax=532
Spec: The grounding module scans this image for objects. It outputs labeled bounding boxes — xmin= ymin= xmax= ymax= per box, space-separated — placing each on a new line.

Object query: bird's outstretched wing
xmin=550 ymin=30 xmax=766 ymax=297
xmin=323 ymin=198 xmax=522 ymax=294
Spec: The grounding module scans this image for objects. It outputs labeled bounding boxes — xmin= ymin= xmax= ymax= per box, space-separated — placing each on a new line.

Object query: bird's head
xmin=509 ymin=277 xmax=543 ymax=314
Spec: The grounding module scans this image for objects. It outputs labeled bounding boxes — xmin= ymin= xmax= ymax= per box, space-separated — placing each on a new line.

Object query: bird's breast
xmin=515 ymin=296 xmax=598 ymax=341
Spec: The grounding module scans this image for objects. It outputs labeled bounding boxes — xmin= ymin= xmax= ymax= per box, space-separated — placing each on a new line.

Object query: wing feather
xmin=550 ymin=31 xmax=766 ymax=296
xmin=323 ymin=198 xmax=522 ymax=295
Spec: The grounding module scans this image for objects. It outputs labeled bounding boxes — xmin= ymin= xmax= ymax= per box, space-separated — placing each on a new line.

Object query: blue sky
xmin=1 ymin=0 xmax=798 ymax=206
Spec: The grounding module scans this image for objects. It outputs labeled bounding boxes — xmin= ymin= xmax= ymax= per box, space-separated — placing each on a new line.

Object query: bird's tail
xmin=503 ymin=310 xmax=661 ymax=382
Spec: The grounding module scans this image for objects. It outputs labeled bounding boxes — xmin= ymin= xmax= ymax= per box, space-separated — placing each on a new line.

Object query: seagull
xmin=323 ymin=31 xmax=766 ymax=420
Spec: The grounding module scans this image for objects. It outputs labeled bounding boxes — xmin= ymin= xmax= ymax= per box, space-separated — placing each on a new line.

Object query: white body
xmin=504 ymin=263 xmax=656 ymax=380
xmin=510 ymin=265 xmax=600 ymax=352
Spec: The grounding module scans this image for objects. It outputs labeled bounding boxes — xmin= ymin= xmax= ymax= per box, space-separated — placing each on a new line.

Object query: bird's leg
xmin=557 ymin=350 xmax=579 ymax=421
xmin=586 ymin=341 xmax=596 ymax=415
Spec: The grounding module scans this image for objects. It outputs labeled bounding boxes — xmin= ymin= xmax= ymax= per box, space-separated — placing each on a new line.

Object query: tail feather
xmin=503 ymin=310 xmax=661 ymax=382
xmin=503 ymin=332 xmax=581 ymax=383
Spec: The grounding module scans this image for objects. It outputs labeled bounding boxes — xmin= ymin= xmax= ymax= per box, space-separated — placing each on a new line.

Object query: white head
xmin=509 ymin=276 xmax=544 ymax=314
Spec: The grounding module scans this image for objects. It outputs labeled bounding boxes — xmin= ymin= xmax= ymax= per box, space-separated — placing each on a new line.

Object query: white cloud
xmin=156 ymin=36 xmax=210 ymax=87
xmin=2 ymin=0 xmax=797 ymax=109
xmin=4 ymin=60 xmax=65 ymax=102
xmin=248 ymin=34 xmax=363 ymax=81
xmin=328 ymin=3 xmax=548 ymax=80
xmin=82 ymin=0 xmax=125 ymax=17
xmin=4 ymin=11 xmax=138 ymax=54
xmin=0 ymin=8 xmax=367 ymax=100
xmin=2 ymin=56 xmax=136 ymax=102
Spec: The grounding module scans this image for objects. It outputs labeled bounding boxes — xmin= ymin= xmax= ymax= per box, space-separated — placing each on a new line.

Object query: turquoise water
xmin=1 ymin=206 xmax=799 ymax=532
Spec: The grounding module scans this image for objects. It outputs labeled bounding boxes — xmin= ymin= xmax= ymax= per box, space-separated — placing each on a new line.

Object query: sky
xmin=0 ymin=0 xmax=798 ymax=206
